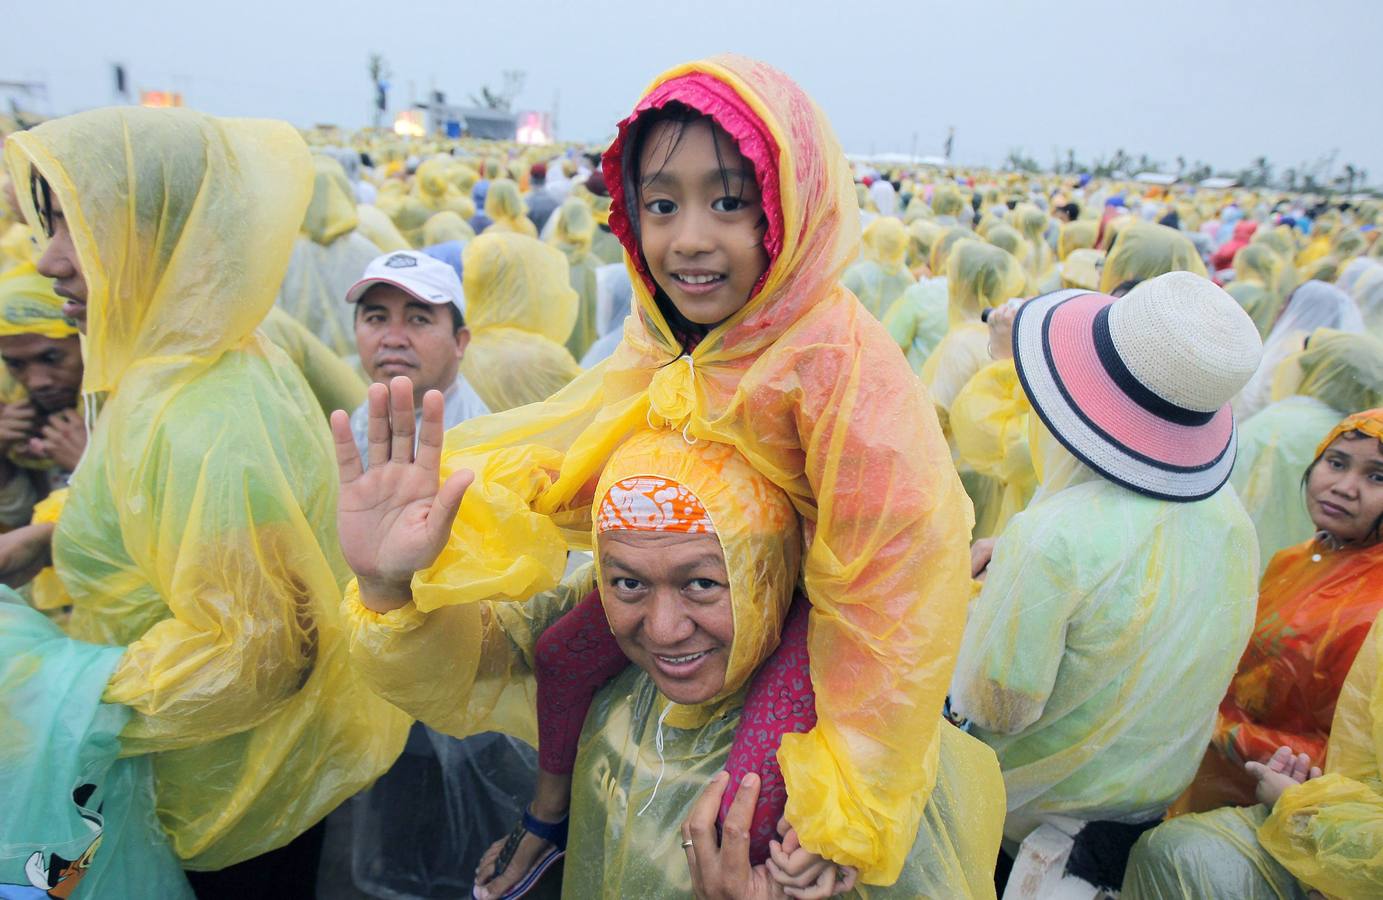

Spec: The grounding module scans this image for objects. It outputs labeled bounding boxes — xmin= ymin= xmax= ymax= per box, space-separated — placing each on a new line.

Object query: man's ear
xmin=454 ymin=327 xmax=471 ymax=360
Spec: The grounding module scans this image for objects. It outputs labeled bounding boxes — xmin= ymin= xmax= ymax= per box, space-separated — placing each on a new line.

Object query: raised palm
xmin=331 ymin=378 xmax=473 ymax=599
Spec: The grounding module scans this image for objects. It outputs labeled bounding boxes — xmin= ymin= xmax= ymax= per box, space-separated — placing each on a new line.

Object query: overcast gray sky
xmin=10 ymin=0 xmax=1381 ymax=180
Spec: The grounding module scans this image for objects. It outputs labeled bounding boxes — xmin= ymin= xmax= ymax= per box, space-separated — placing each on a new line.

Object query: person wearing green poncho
xmin=952 ymin=273 xmax=1263 ymax=889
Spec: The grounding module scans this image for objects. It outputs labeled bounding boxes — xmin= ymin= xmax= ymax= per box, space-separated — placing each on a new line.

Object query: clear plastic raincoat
xmin=1231 ymin=330 xmax=1383 ymax=573
xmin=404 ymin=56 xmax=973 ymax=884
xmin=5 ymin=107 xmax=410 ymax=868
xmin=275 ymin=155 xmax=382 ymax=356
xmin=882 ymin=278 xmax=948 ymax=375
xmin=842 ymin=217 xmax=916 ymax=320
xmin=952 ymin=421 xmax=1259 ymax=843
xmin=346 ymin=428 xmax=1005 ymax=897
xmin=1235 ymin=281 xmax=1366 ymax=422
xmin=458 ymin=232 xmax=582 ymax=412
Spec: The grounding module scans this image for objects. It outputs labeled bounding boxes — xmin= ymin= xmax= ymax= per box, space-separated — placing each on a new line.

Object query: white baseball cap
xmin=345 ymin=250 xmax=466 ymax=316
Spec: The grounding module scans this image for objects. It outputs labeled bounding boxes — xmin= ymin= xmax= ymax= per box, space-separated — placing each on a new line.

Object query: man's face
xmin=33 ymin=189 xmax=89 ymax=331
xmin=354 ymin=285 xmax=469 ymax=399
xmin=0 ymin=333 xmax=84 ymax=412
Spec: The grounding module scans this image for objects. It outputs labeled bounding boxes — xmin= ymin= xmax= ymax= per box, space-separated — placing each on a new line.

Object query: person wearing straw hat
xmin=951 ymin=271 xmax=1265 ymax=890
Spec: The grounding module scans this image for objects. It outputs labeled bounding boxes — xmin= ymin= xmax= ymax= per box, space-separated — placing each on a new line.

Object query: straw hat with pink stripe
xmin=1012 ymin=271 xmax=1263 ymax=501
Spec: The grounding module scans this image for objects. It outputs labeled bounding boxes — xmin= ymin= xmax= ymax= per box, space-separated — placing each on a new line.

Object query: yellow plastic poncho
xmin=346 ymin=427 xmax=1006 ymax=898
xmin=1098 ymin=222 xmax=1208 ymax=294
xmin=458 ymin=232 xmax=581 ymax=412
xmin=390 ymin=196 xmax=433 ymax=247
xmin=409 ymin=56 xmax=974 ymax=885
xmin=259 ymin=306 xmax=368 ymax=417
xmin=1231 ymin=329 xmax=1383 ymax=575
xmin=275 ymin=155 xmax=382 ymax=356
xmin=550 ymin=198 xmax=600 ymax=359
xmin=483 ymin=178 xmax=538 ymax=237
xmin=842 ymin=217 xmax=916 ymax=320
xmin=1060 ymin=248 xmax=1103 ymax=291
xmin=354 ymin=202 xmax=411 ymax=253
xmin=1012 ymin=204 xmax=1056 ymax=287
xmin=949 ymin=359 xmax=1036 ymax=538
xmin=414 ymin=157 xmax=475 ymax=219
xmin=906 ymin=219 xmax=943 ymax=275
xmin=1057 ymin=220 xmax=1097 ymax=261
xmin=921 ymin=238 xmax=1029 ymax=417
xmin=952 ymin=420 xmax=1260 ymax=844
xmin=1350 ymin=263 xmax=1383 ymax=339
xmin=1229 ymin=243 xmax=1289 ymax=338
xmin=5 ymin=107 xmax=409 ymax=868
xmin=1123 ymin=608 xmax=1383 ymax=899
xmin=421 ymin=210 xmax=475 ymax=245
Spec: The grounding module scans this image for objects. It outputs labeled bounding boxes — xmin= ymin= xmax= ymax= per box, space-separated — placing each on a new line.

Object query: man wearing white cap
xmin=951 ymin=271 xmax=1265 ymax=891
xmin=343 ymin=250 xmax=538 ymax=897
xmin=345 ymin=250 xmax=489 ymax=463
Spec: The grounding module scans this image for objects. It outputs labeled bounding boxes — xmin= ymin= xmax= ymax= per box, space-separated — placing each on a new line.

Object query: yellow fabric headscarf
xmin=0 ymin=262 xmax=78 ymax=339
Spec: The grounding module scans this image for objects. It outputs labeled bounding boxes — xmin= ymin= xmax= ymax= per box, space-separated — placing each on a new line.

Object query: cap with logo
xmin=345 ymin=250 xmax=466 ymax=315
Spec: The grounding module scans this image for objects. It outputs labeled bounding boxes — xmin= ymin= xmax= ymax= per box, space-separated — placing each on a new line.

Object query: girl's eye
xmin=646 ymin=199 xmax=677 ymax=216
xmin=1328 ymin=457 xmax=1346 ymax=470
xmin=711 ymin=197 xmax=750 ymax=213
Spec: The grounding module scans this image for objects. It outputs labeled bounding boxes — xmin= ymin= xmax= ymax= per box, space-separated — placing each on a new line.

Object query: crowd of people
xmin=0 ymin=52 xmax=1380 ymax=900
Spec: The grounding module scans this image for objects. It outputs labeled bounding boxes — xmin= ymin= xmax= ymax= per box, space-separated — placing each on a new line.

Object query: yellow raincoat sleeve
xmin=345 ymin=565 xmax=594 ymax=744
xmin=1257 ymin=612 xmax=1383 ymax=898
xmin=768 ymin=311 xmax=975 ymax=884
xmin=29 ymin=487 xmax=71 ymax=611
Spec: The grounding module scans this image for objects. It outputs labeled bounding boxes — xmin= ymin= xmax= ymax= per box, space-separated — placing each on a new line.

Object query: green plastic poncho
xmin=550 ymin=198 xmax=600 ymax=359
xmin=5 ymin=107 xmax=410 ymax=869
xmin=1124 ymin=608 xmax=1383 ymax=899
xmin=275 ymin=155 xmax=382 ymax=356
xmin=882 ymin=278 xmax=948 ymax=375
xmin=1099 ymin=222 xmax=1208 ymax=294
xmin=951 ymin=421 xmax=1260 ymax=844
xmin=842 ymin=217 xmax=916 ymax=320
xmin=0 ymin=594 xmax=193 ymax=899
xmin=346 ymin=427 xmax=1007 ymax=898
xmin=1231 ymin=329 xmax=1383 ymax=574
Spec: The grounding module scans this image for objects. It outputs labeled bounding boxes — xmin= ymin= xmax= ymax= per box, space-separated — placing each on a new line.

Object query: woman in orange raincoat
xmin=1181 ymin=408 xmax=1383 ymax=812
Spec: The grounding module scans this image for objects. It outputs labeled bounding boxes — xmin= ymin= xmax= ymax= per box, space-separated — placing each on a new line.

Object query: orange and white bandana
xmin=597 ymin=476 xmax=716 ymax=534
xmin=1316 ymin=407 xmax=1383 ymax=459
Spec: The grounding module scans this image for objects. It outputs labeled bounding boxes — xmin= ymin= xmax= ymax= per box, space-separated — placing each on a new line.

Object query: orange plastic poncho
xmin=1190 ymin=408 xmax=1383 ymax=809
xmin=411 ymin=55 xmax=972 ymax=885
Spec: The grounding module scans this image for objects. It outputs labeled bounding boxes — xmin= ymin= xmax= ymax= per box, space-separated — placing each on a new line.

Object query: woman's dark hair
xmin=29 ymin=171 xmax=55 ymax=238
xmin=1301 ymin=429 xmax=1383 ymax=543
xmin=624 ymin=101 xmax=767 ymax=348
